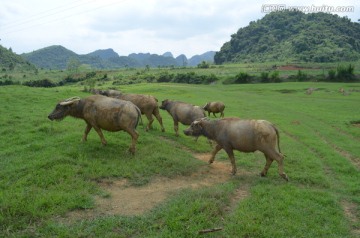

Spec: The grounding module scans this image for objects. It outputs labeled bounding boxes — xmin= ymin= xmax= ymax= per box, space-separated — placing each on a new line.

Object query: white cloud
xmin=0 ymin=0 xmax=359 ymax=58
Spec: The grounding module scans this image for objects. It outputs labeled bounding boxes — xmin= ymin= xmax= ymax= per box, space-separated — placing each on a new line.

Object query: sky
xmin=0 ymin=0 xmax=359 ymax=58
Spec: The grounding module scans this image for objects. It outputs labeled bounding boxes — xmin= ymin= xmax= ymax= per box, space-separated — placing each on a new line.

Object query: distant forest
xmin=215 ymin=11 xmax=360 ymax=64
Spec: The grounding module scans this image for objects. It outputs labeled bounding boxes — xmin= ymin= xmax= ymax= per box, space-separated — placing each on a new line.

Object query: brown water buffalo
xmin=203 ymin=101 xmax=225 ymax=118
xmin=183 ymin=117 xmax=288 ymax=181
xmin=48 ymin=95 xmax=141 ymax=154
xmin=97 ymin=89 xmax=165 ymax=132
xmin=160 ymin=99 xmax=205 ymax=136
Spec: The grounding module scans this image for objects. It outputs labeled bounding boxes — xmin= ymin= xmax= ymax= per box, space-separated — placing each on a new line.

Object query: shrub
xmin=23 ymin=79 xmax=57 ymax=88
xmin=157 ymin=71 xmax=173 ymax=82
xmin=296 ymin=70 xmax=308 ymax=82
xmin=197 ymin=61 xmax=210 ymax=69
xmin=328 ymin=69 xmax=336 ymax=80
xmin=260 ymin=72 xmax=270 ymax=83
xmin=202 ymin=73 xmax=219 ymax=84
xmin=336 ymin=64 xmax=355 ymax=82
xmin=270 ymin=71 xmax=281 ymax=83
xmin=234 ymin=72 xmax=251 ymax=84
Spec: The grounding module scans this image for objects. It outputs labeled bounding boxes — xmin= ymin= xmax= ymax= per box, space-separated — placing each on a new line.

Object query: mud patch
xmin=341 ymin=200 xmax=360 ymax=236
xmin=350 ymin=120 xmax=360 ymax=128
xmin=60 ymin=152 xmax=252 ymax=222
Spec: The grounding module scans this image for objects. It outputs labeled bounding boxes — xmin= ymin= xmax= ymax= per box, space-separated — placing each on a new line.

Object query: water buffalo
xmin=97 ymin=89 xmax=165 ymax=132
xmin=203 ymin=101 xmax=225 ymax=118
xmin=160 ymin=99 xmax=205 ymax=136
xmin=183 ymin=117 xmax=288 ymax=181
xmin=48 ymin=95 xmax=141 ymax=154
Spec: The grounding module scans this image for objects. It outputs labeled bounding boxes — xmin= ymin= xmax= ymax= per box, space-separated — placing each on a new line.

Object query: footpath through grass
xmin=0 ymin=82 xmax=359 ymax=237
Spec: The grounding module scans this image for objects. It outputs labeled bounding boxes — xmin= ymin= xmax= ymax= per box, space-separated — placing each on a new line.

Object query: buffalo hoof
xmin=128 ymin=148 xmax=136 ymax=155
xmin=260 ymin=172 xmax=266 ymax=177
xmin=161 ymin=128 xmax=165 ymax=132
xmin=281 ymin=173 xmax=289 ymax=181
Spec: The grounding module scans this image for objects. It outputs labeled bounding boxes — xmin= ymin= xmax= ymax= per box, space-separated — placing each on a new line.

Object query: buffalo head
xmin=183 ymin=117 xmax=209 ymax=137
xmin=159 ymin=99 xmax=169 ymax=110
xmin=48 ymin=97 xmax=81 ymax=121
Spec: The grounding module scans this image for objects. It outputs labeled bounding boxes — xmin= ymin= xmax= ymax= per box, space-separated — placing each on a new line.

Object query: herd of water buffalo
xmin=47 ymin=89 xmax=288 ymax=181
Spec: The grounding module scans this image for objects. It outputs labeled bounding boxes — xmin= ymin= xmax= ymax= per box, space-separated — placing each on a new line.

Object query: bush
xmin=260 ymin=72 xmax=270 ymax=83
xmin=157 ymin=71 xmax=173 ymax=82
xmin=327 ymin=69 xmax=336 ymax=80
xmin=202 ymin=73 xmax=219 ymax=84
xmin=197 ymin=61 xmax=210 ymax=69
xmin=270 ymin=71 xmax=281 ymax=83
xmin=23 ymin=79 xmax=57 ymax=88
xmin=336 ymin=64 xmax=355 ymax=82
xmin=296 ymin=70 xmax=308 ymax=82
xmin=234 ymin=72 xmax=251 ymax=84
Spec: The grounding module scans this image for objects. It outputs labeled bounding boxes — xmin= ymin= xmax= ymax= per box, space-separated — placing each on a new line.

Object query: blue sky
xmin=0 ymin=0 xmax=359 ymax=58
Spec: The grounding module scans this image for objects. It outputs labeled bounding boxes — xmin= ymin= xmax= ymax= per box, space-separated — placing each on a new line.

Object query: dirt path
xmin=62 ymin=152 xmax=252 ymax=221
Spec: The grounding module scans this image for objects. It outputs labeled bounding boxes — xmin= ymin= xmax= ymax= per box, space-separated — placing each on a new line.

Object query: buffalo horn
xmin=60 ymin=96 xmax=81 ymax=106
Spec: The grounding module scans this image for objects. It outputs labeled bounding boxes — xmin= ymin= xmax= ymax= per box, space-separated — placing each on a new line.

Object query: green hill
xmin=22 ymin=45 xmax=216 ymax=70
xmin=0 ymin=45 xmax=35 ymax=70
xmin=214 ymin=11 xmax=360 ymax=64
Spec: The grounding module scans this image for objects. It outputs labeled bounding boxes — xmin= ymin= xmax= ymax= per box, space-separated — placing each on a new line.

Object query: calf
xmin=160 ymin=99 xmax=205 ymax=136
xmin=203 ymin=101 xmax=225 ymax=118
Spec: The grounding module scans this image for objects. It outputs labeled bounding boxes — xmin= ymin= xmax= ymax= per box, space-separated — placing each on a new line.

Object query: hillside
xmin=0 ymin=45 xmax=35 ymax=70
xmin=215 ymin=11 xmax=360 ymax=64
xmin=87 ymin=48 xmax=120 ymax=59
xmin=22 ymin=45 xmax=215 ymax=70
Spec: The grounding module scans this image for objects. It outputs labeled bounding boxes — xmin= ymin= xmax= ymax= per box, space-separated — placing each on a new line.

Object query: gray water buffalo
xmin=48 ymin=95 xmax=141 ymax=154
xmin=96 ymin=89 xmax=165 ymax=132
xmin=160 ymin=99 xmax=205 ymax=136
xmin=203 ymin=101 xmax=225 ymax=118
xmin=183 ymin=117 xmax=288 ymax=181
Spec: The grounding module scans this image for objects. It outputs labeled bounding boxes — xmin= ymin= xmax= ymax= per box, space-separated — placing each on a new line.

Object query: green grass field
xmin=0 ymin=81 xmax=359 ymax=237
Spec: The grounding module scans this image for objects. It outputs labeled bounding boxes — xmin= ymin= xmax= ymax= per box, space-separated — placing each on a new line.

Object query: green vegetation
xmin=0 ymin=80 xmax=359 ymax=237
xmin=20 ymin=45 xmax=216 ymax=70
xmin=215 ymin=11 xmax=360 ymax=64
xmin=0 ymin=45 xmax=36 ymax=71
xmin=1 ymin=61 xmax=359 ymax=88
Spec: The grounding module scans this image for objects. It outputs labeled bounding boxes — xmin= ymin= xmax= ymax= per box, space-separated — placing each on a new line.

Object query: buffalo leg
xmin=209 ymin=144 xmax=222 ymax=164
xmin=82 ymin=123 xmax=92 ymax=142
xmin=93 ymin=127 xmax=107 ymax=145
xmin=127 ymin=129 xmax=139 ymax=155
xmin=145 ymin=113 xmax=154 ymax=132
xmin=220 ymin=111 xmax=224 ymax=118
xmin=268 ymin=150 xmax=288 ymax=181
xmin=223 ymin=148 xmax=236 ymax=175
xmin=174 ymin=121 xmax=179 ymax=136
xmin=213 ymin=112 xmax=217 ymax=118
xmin=153 ymin=108 xmax=165 ymax=132
xmin=260 ymin=155 xmax=273 ymax=177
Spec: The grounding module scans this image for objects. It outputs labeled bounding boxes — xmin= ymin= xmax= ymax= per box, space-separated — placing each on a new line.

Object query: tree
xmin=67 ymin=57 xmax=81 ymax=73
xmin=197 ymin=61 xmax=210 ymax=68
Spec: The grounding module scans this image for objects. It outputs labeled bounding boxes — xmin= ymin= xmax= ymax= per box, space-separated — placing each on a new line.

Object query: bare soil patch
xmin=341 ymin=200 xmax=360 ymax=236
xmin=350 ymin=120 xmax=360 ymax=128
xmin=60 ymin=151 xmax=252 ymax=222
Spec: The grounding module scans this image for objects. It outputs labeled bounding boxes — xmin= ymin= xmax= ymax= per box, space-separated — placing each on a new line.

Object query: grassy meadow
xmin=0 ymin=76 xmax=360 ymax=237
